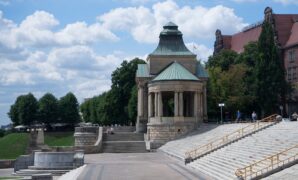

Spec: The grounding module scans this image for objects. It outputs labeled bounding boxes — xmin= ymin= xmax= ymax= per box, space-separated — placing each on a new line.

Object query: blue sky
xmin=0 ymin=0 xmax=297 ymax=125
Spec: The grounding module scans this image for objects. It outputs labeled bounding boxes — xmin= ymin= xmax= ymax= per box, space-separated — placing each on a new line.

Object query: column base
xmin=203 ymin=115 xmax=208 ymax=122
xmin=136 ymin=117 xmax=148 ymax=133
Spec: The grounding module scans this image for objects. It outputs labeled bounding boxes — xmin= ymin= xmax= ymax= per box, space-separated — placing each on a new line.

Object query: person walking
xmin=252 ymin=111 xmax=257 ymax=122
xmin=236 ymin=110 xmax=241 ymax=122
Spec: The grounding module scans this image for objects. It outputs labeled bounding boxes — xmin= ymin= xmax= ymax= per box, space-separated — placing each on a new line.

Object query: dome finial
xmin=163 ymin=21 xmax=178 ymax=30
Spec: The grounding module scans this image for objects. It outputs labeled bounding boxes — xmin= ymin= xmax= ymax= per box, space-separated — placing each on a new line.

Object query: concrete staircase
xmin=187 ymin=121 xmax=298 ymax=180
xmin=159 ymin=123 xmax=262 ymax=160
xmin=102 ymin=132 xmax=147 ymax=153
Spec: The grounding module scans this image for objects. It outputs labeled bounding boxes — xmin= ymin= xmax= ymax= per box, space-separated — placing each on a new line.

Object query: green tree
xmin=128 ymin=85 xmax=137 ymax=125
xmin=206 ymin=50 xmax=238 ymax=71
xmin=8 ymin=95 xmax=28 ymax=126
xmin=59 ymin=92 xmax=81 ymax=126
xmin=38 ymin=93 xmax=59 ymax=125
xmin=16 ymin=93 xmax=38 ymax=125
xmin=237 ymin=42 xmax=260 ymax=114
xmin=109 ymin=58 xmax=146 ymax=125
xmin=80 ymin=99 xmax=92 ymax=122
xmin=79 ymin=58 xmax=146 ymax=125
xmin=255 ymin=22 xmax=287 ymax=116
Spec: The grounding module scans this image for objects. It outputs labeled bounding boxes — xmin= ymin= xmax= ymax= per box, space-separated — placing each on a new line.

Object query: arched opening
xmin=162 ymin=91 xmax=174 ymax=117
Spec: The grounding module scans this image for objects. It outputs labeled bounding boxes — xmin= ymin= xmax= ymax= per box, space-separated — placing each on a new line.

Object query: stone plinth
xmin=33 ymin=152 xmax=75 ymax=169
xmin=146 ymin=117 xmax=196 ymax=149
xmin=74 ymin=127 xmax=98 ymax=146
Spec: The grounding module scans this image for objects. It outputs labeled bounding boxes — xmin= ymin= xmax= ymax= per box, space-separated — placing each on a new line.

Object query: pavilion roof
xmin=153 ymin=62 xmax=199 ymax=81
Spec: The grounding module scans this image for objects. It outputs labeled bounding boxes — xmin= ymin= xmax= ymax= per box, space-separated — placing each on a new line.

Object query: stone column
xmin=144 ymin=87 xmax=148 ymax=118
xmin=199 ymin=93 xmax=203 ymax=119
xmin=179 ymin=92 xmax=184 ymax=116
xmin=158 ymin=92 xmax=163 ymax=117
xmin=140 ymin=86 xmax=144 ymax=116
xmin=154 ymin=92 xmax=158 ymax=117
xmin=174 ymin=92 xmax=179 ymax=116
xmin=148 ymin=93 xmax=152 ymax=117
xmin=136 ymin=82 xmax=148 ymax=133
xmin=194 ymin=92 xmax=198 ymax=118
xmin=203 ymin=82 xmax=208 ymax=120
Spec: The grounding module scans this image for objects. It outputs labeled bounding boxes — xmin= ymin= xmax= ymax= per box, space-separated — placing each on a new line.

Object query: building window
xmin=289 ymin=50 xmax=296 ymax=62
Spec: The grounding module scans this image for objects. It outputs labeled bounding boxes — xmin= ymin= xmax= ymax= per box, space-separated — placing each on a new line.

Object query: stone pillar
xmin=203 ymin=82 xmax=208 ymax=120
xmin=144 ymin=87 xmax=148 ymax=118
xmin=158 ymin=92 xmax=163 ymax=117
xmin=148 ymin=93 xmax=152 ymax=117
xmin=179 ymin=92 xmax=184 ymax=116
xmin=174 ymin=92 xmax=179 ymax=117
xmin=136 ymin=83 xmax=148 ymax=133
xmin=194 ymin=92 xmax=198 ymax=118
xmin=154 ymin=92 xmax=158 ymax=117
xmin=199 ymin=93 xmax=203 ymax=119
xmin=140 ymin=86 xmax=144 ymax=116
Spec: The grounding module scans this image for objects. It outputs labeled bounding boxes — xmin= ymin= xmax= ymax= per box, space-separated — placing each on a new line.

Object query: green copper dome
xmin=153 ymin=62 xmax=199 ymax=81
xmin=150 ymin=22 xmax=195 ymax=56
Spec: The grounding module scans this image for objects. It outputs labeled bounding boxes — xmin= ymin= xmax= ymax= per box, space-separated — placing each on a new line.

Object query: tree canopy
xmin=59 ymin=92 xmax=81 ymax=126
xmin=207 ymin=22 xmax=288 ymax=120
xmin=80 ymin=58 xmax=146 ymax=125
xmin=8 ymin=93 xmax=38 ymax=126
xmin=8 ymin=92 xmax=81 ymax=126
xmin=255 ymin=22 xmax=287 ymax=116
xmin=38 ymin=93 xmax=59 ymax=125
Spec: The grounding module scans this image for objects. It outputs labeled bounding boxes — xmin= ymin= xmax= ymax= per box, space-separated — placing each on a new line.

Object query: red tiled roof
xmin=221 ymin=14 xmax=298 ymax=53
xmin=274 ymin=14 xmax=298 ymax=47
xmin=285 ymin=22 xmax=298 ymax=48
xmin=230 ymin=26 xmax=262 ymax=53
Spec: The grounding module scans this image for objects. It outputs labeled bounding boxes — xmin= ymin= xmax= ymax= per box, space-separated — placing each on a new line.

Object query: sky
xmin=0 ymin=0 xmax=297 ymax=125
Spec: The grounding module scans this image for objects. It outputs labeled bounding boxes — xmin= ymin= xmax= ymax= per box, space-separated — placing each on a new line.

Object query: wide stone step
xmin=102 ymin=141 xmax=147 ymax=153
xmin=103 ymin=133 xmax=144 ymax=141
xmin=14 ymin=169 xmax=70 ymax=176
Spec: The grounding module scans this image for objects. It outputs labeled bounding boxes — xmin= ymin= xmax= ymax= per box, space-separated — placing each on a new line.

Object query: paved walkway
xmin=0 ymin=168 xmax=13 ymax=177
xmin=78 ymin=152 xmax=208 ymax=180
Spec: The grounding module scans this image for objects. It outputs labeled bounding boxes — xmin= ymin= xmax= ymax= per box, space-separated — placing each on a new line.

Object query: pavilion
xmin=136 ymin=22 xmax=208 ymax=149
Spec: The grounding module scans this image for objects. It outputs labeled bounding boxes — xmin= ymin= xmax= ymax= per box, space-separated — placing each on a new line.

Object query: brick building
xmin=214 ymin=7 xmax=298 ymax=115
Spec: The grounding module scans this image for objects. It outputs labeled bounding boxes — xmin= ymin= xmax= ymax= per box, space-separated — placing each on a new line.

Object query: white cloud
xmin=274 ymin=0 xmax=298 ymax=5
xmin=0 ymin=10 xmax=118 ymax=50
xmin=55 ymin=22 xmax=118 ymax=45
xmin=185 ymin=43 xmax=213 ymax=62
xmin=98 ymin=0 xmax=247 ymax=43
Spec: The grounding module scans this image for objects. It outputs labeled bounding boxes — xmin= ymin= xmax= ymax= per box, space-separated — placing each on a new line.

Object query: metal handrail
xmin=235 ymin=144 xmax=298 ymax=180
xmin=185 ymin=114 xmax=278 ymax=162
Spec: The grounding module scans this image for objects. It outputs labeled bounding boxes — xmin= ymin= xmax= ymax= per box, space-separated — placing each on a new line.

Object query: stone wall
xmin=147 ymin=122 xmax=196 ymax=149
xmin=14 ymin=153 xmax=34 ymax=172
xmin=148 ymin=55 xmax=197 ymax=75
xmin=0 ymin=159 xmax=15 ymax=168
xmin=74 ymin=126 xmax=102 ymax=154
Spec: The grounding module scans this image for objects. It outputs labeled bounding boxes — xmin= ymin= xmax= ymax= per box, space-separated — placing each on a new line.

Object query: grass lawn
xmin=0 ymin=133 xmax=29 ymax=160
xmin=0 ymin=177 xmax=22 ymax=179
xmin=44 ymin=132 xmax=74 ymax=146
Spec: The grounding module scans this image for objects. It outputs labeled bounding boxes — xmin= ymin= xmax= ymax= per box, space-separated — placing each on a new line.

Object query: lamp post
xmin=218 ymin=103 xmax=225 ymax=124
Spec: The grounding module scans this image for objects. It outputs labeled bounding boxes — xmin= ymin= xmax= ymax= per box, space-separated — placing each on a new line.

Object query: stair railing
xmin=185 ymin=114 xmax=279 ymax=163
xmin=235 ymin=144 xmax=298 ymax=180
